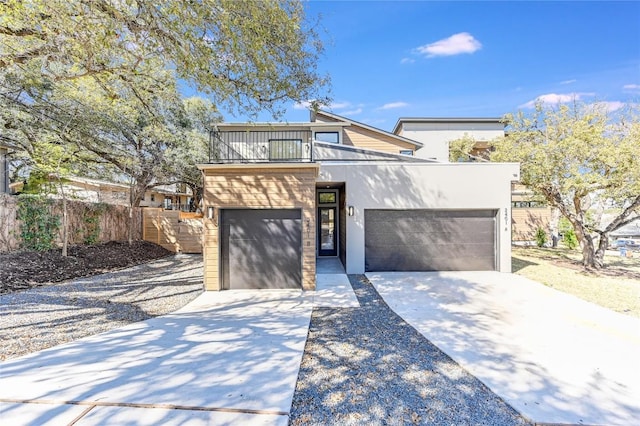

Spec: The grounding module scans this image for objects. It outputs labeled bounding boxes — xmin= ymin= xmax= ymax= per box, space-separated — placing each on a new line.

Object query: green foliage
xmin=492 ymin=100 xmax=640 ymax=268
xmin=82 ymin=203 xmax=107 ymax=245
xmin=564 ymin=228 xmax=579 ymax=250
xmin=448 ymin=135 xmax=476 ymax=162
xmin=535 ymin=227 xmax=547 ymax=248
xmin=16 ymin=194 xmax=60 ymax=251
xmin=558 ymin=217 xmax=573 ymax=235
xmin=0 ymin=0 xmax=328 ymax=118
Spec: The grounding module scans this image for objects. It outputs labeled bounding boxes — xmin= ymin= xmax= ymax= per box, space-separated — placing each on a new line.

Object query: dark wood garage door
xmin=365 ymin=209 xmax=496 ymax=272
xmin=221 ymin=209 xmax=302 ymax=289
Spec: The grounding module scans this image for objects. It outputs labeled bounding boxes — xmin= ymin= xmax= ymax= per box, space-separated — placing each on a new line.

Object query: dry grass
xmin=512 ymin=246 xmax=640 ymax=318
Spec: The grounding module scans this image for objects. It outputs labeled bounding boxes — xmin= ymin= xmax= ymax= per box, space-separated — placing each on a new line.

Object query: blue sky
xmin=222 ymin=1 xmax=640 ymax=131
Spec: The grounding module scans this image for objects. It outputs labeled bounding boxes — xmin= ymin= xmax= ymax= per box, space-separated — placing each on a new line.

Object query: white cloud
xmin=341 ymin=108 xmax=362 ymax=116
xmin=329 ymin=101 xmax=351 ymax=110
xmin=623 ymin=84 xmax=640 ymax=91
xmin=520 ymin=92 xmax=595 ymax=108
xmin=400 ymin=57 xmax=415 ymax=64
xmin=593 ymin=101 xmax=625 ymax=112
xmin=294 ymin=100 xmax=364 ymax=115
xmin=560 ymin=79 xmax=577 ymax=85
xmin=294 ymin=100 xmax=353 ymax=111
xmin=378 ymin=101 xmax=409 ymax=110
xmin=415 ymin=32 xmax=482 ymax=57
xmin=294 ymin=100 xmax=313 ymax=110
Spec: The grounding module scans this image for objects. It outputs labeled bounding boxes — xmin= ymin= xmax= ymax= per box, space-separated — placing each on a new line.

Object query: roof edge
xmin=393 ymin=117 xmax=505 ymax=134
xmin=315 ymin=110 xmax=424 ymax=148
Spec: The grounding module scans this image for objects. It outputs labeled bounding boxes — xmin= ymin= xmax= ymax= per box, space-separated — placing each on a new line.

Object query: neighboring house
xmin=511 ymin=183 xmax=553 ymax=242
xmin=0 ymin=144 xmax=9 ymax=194
xmin=199 ymin=110 xmax=520 ymax=291
xmin=609 ymin=218 xmax=640 ymax=240
xmin=393 ymin=117 xmax=505 ymax=162
xmin=393 ymin=117 xmax=551 ymax=242
xmin=11 ymin=175 xmax=192 ymax=210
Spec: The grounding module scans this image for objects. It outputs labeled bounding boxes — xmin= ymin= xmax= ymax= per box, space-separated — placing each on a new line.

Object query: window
xmin=150 ymin=194 xmax=155 ymax=202
xmin=318 ymin=192 xmax=336 ymax=204
xmin=399 ymin=150 xmax=414 ymax=156
xmin=315 ymin=131 xmax=339 ymax=144
xmin=269 ymin=139 xmax=302 ymax=160
xmin=512 ymin=201 xmax=546 ymax=208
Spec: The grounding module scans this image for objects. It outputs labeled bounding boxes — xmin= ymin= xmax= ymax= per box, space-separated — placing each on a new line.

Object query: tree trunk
xmin=580 ymin=233 xmax=603 ymax=269
xmin=594 ymin=232 xmax=609 ymax=267
xmin=188 ymin=183 xmax=203 ymax=213
xmin=58 ymin=178 xmax=69 ymax=257
xmin=61 ymin=195 xmax=68 ymax=256
xmin=127 ymin=181 xmax=148 ymax=245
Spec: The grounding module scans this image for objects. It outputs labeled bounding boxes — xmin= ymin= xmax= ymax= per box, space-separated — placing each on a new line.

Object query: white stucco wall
xmin=398 ymin=122 xmax=504 ymax=162
xmin=319 ymin=161 xmax=520 ymax=274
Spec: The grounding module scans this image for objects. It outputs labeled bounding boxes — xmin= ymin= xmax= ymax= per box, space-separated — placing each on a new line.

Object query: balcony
xmin=209 ymin=129 xmax=314 ymax=163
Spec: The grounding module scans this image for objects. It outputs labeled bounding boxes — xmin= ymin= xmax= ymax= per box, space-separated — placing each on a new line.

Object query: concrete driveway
xmin=367 ymin=271 xmax=640 ymax=426
xmin=0 ymin=290 xmax=312 ymax=425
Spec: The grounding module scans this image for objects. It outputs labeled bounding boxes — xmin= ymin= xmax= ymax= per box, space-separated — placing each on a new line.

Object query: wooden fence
xmin=143 ymin=208 xmax=203 ymax=253
xmin=0 ymin=193 xmax=142 ymax=252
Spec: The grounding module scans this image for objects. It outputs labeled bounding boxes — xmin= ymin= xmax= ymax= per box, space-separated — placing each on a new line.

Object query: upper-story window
xmin=269 ymin=139 xmax=303 ymax=160
xmin=399 ymin=150 xmax=414 ymax=156
xmin=315 ymin=131 xmax=340 ymax=144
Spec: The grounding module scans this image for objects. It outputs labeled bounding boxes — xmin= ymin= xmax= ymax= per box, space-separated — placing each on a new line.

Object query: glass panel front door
xmin=318 ymin=207 xmax=337 ymax=256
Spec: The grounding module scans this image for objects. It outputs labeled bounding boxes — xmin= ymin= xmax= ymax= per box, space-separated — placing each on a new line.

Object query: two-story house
xmin=198 ymin=111 xmax=520 ymax=291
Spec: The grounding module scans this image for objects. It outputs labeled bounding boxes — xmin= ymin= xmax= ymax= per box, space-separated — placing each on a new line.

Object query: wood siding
xmin=202 ymin=166 xmax=317 ymax=291
xmin=343 ymin=126 xmax=415 ymax=153
xmin=512 ymin=207 xmax=552 ymax=241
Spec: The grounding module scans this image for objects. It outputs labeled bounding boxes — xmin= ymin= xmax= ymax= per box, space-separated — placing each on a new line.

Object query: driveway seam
xmin=67 ymin=405 xmax=96 ymax=426
xmin=0 ymin=398 xmax=289 ymax=417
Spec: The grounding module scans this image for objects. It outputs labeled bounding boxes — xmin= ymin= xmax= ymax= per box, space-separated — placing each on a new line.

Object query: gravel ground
xmin=289 ymin=275 xmax=532 ymax=426
xmin=0 ymin=254 xmax=203 ymax=361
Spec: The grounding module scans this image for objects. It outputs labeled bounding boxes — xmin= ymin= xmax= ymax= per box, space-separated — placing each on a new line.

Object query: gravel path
xmin=0 ymin=254 xmax=203 ymax=361
xmin=289 ymin=274 xmax=532 ymax=426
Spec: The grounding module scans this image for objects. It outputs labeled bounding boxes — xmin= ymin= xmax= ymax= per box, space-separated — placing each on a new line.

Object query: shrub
xmin=563 ymin=228 xmax=579 ymax=250
xmin=535 ymin=227 xmax=547 ymax=248
xmin=16 ymin=194 xmax=60 ymax=251
xmin=82 ymin=203 xmax=107 ymax=245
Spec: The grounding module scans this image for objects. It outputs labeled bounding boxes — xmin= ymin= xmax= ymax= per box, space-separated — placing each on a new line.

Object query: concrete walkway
xmin=0 ymin=258 xmax=359 ymax=426
xmin=367 ymin=271 xmax=640 ymax=426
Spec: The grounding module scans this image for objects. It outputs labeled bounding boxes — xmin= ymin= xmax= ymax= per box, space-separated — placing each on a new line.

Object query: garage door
xmin=221 ymin=209 xmax=302 ymax=289
xmin=365 ymin=209 xmax=496 ymax=271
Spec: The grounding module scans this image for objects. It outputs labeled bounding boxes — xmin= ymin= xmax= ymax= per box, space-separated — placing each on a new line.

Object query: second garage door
xmin=365 ymin=209 xmax=496 ymax=272
xmin=221 ymin=209 xmax=302 ymax=289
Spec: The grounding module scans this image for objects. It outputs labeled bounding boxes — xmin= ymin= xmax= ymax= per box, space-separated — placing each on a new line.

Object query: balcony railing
xmin=209 ymin=129 xmax=313 ymax=163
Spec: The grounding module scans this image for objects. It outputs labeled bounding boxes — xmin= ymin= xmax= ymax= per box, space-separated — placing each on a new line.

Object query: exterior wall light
xmin=207 ymin=206 xmax=215 ymax=220
xmin=348 ymin=206 xmax=354 ymax=216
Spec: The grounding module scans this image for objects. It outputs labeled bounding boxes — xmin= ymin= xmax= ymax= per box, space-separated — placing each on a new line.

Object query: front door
xmin=318 ymin=207 xmax=337 ymax=256
xmin=317 ymin=190 xmax=338 ymax=256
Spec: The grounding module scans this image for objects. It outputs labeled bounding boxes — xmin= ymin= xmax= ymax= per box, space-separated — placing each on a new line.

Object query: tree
xmin=448 ymin=135 xmax=490 ymax=162
xmin=162 ymin=97 xmax=222 ymax=211
xmin=0 ymin=0 xmax=329 ymax=118
xmin=493 ymin=101 xmax=640 ymax=269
